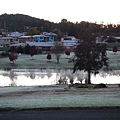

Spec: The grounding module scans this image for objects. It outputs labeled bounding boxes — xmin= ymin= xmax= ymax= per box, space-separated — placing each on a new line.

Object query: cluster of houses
xmin=1 ymin=28 xmax=120 ymax=53
xmin=0 ymin=30 xmax=78 ymax=52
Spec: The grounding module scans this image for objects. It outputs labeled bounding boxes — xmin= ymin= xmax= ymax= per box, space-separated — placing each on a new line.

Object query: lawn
xmin=0 ymin=51 xmax=120 ymax=69
xmin=0 ymin=52 xmax=74 ymax=69
xmin=0 ymin=50 xmax=120 ymax=110
xmin=0 ymin=85 xmax=120 ymax=110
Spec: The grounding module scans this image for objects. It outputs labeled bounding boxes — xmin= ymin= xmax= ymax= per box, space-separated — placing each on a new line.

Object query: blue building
xmin=33 ymin=35 xmax=54 ymax=42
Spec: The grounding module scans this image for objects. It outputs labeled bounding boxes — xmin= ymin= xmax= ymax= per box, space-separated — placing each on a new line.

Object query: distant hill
xmin=0 ymin=13 xmax=119 ymax=38
xmin=0 ymin=14 xmax=57 ymax=32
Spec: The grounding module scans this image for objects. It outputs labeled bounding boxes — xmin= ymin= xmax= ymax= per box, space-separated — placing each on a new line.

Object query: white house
xmin=0 ymin=37 xmax=19 ymax=47
xmin=61 ymin=36 xmax=77 ymax=41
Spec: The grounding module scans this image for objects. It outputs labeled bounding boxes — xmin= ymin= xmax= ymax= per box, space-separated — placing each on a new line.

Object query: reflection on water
xmin=0 ymin=69 xmax=120 ymax=86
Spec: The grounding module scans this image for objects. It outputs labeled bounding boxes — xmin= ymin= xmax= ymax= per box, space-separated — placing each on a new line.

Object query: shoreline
xmin=0 ymin=106 xmax=120 ymax=112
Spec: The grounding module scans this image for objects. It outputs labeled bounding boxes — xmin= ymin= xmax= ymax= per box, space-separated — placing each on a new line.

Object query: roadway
xmin=0 ymin=108 xmax=120 ymax=120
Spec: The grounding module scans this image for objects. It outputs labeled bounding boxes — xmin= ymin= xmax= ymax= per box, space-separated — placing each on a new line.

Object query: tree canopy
xmin=73 ymin=34 xmax=109 ymax=84
xmin=26 ymin=27 xmax=40 ymax=35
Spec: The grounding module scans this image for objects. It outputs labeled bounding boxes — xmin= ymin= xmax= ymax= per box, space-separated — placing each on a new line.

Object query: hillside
xmin=0 ymin=14 xmax=120 ymax=38
xmin=0 ymin=13 xmax=57 ymax=32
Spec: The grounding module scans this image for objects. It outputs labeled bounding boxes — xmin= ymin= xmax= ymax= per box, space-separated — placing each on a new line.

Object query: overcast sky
xmin=0 ymin=0 xmax=120 ymax=24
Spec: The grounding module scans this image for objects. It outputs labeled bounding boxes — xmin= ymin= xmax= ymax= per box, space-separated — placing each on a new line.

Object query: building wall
xmin=33 ymin=35 xmax=54 ymax=42
xmin=0 ymin=37 xmax=19 ymax=47
xmin=33 ymin=36 xmax=44 ymax=42
xmin=48 ymin=36 xmax=54 ymax=42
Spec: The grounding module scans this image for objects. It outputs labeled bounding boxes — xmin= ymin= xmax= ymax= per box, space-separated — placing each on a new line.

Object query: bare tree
xmin=52 ymin=41 xmax=64 ymax=63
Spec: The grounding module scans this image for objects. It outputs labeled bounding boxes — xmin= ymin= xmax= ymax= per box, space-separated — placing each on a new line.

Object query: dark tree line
xmin=9 ymin=45 xmax=37 ymax=55
xmin=0 ymin=14 xmax=120 ymax=38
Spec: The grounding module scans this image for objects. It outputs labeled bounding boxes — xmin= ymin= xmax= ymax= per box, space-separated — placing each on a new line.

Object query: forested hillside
xmin=0 ymin=14 xmax=56 ymax=32
xmin=0 ymin=13 xmax=120 ymax=38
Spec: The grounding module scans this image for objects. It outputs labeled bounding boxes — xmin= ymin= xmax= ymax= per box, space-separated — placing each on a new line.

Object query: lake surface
xmin=0 ymin=69 xmax=120 ymax=86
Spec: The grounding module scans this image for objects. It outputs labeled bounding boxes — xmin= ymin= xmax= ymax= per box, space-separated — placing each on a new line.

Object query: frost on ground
xmin=0 ymin=51 xmax=120 ymax=69
xmin=0 ymin=85 xmax=120 ymax=109
xmin=0 ymin=51 xmax=120 ymax=109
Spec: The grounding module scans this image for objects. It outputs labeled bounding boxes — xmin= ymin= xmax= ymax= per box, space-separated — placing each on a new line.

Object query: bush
xmin=0 ymin=52 xmax=9 ymax=57
xmin=1 ymin=52 xmax=5 ymax=56
xmin=75 ymin=84 xmax=89 ymax=88
xmin=94 ymin=83 xmax=107 ymax=88
xmin=68 ymin=83 xmax=89 ymax=88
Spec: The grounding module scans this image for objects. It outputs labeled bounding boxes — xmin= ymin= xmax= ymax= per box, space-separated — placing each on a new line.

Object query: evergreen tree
xmin=73 ymin=34 xmax=109 ymax=84
xmin=17 ymin=46 xmax=24 ymax=53
xmin=24 ymin=44 xmax=30 ymax=54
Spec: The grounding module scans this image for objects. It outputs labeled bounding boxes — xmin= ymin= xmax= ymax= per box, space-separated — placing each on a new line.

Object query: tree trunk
xmin=13 ymin=60 xmax=15 ymax=65
xmin=87 ymin=69 xmax=91 ymax=84
xmin=57 ymin=57 xmax=59 ymax=63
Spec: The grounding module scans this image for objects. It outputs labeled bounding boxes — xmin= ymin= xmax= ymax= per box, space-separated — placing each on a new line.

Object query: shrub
xmin=46 ymin=53 xmax=52 ymax=61
xmin=94 ymin=83 xmax=107 ymax=88
xmin=0 ymin=52 xmax=9 ymax=57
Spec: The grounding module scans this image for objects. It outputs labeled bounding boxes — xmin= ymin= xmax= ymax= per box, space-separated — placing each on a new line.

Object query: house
xmin=8 ymin=32 xmax=79 ymax=53
xmin=43 ymin=32 xmax=57 ymax=36
xmin=112 ymin=36 xmax=120 ymax=42
xmin=9 ymin=35 xmax=79 ymax=52
xmin=61 ymin=36 xmax=78 ymax=50
xmin=0 ymin=36 xmax=19 ymax=47
xmin=8 ymin=32 xmax=26 ymax=37
xmin=32 ymin=32 xmax=56 ymax=42
xmin=26 ymin=42 xmax=54 ymax=52
xmin=33 ymin=35 xmax=54 ymax=42
xmin=61 ymin=36 xmax=77 ymax=41
xmin=19 ymin=36 xmax=33 ymax=43
xmin=0 ymin=29 xmax=8 ymax=37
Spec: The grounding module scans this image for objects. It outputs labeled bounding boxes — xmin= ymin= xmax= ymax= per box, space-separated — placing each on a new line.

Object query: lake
xmin=0 ymin=69 xmax=120 ymax=86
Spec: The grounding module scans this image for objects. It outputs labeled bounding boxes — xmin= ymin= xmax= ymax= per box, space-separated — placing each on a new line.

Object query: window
xmin=10 ymin=39 xmax=13 ymax=42
xmin=40 ymin=37 xmax=43 ymax=39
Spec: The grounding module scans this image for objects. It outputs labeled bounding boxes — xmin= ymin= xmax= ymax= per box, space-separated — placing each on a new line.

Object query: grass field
xmin=0 ymin=51 xmax=120 ymax=109
xmin=0 ymin=50 xmax=120 ymax=69
xmin=0 ymin=85 xmax=120 ymax=109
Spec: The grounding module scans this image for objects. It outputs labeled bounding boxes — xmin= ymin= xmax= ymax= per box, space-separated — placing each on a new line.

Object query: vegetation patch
xmin=94 ymin=83 xmax=107 ymax=88
xmin=68 ymin=83 xmax=92 ymax=89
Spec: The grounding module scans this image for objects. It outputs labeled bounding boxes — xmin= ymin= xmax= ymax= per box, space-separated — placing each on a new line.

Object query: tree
xmin=9 ymin=53 xmax=18 ymax=64
xmin=9 ymin=71 xmax=17 ymax=86
xmin=52 ymin=41 xmax=64 ymax=63
xmin=46 ymin=53 xmax=52 ymax=61
xmin=73 ymin=35 xmax=109 ymax=84
xmin=26 ymin=27 xmax=40 ymax=35
xmin=24 ymin=44 xmax=30 ymax=54
xmin=52 ymin=29 xmax=63 ymax=41
xmin=9 ymin=46 xmax=17 ymax=53
xmin=113 ymin=46 xmax=117 ymax=54
xmin=30 ymin=48 xmax=35 ymax=59
xmin=14 ymin=54 xmax=18 ymax=60
xmin=65 ymin=50 xmax=70 ymax=58
xmin=17 ymin=46 xmax=24 ymax=53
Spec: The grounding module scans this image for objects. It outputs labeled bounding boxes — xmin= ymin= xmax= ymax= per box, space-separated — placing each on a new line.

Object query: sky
xmin=0 ymin=0 xmax=120 ymax=24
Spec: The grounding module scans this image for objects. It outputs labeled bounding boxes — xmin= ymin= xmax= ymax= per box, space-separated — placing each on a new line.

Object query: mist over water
xmin=0 ymin=69 xmax=120 ymax=86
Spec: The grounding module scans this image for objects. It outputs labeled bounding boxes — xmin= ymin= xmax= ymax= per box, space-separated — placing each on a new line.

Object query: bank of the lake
xmin=0 ymin=84 xmax=120 ymax=110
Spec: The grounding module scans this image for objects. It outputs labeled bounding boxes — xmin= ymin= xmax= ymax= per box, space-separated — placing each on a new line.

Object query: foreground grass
xmin=0 ymin=51 xmax=120 ymax=69
xmin=0 ymin=85 xmax=120 ymax=109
